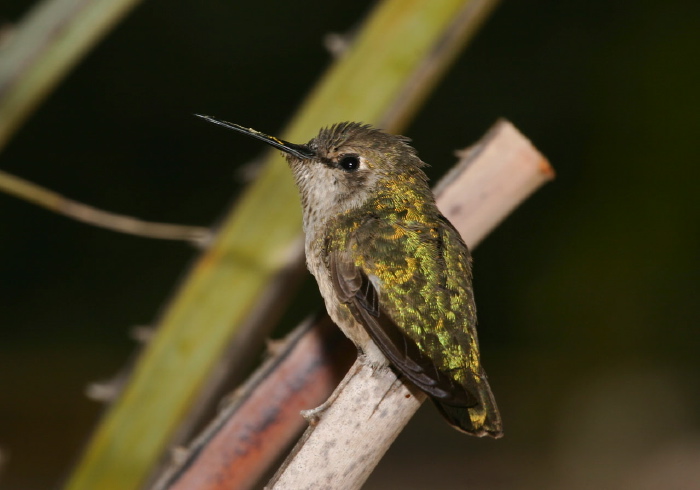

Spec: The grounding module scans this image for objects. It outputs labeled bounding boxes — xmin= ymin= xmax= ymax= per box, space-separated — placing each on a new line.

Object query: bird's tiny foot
xmin=358 ymin=343 xmax=390 ymax=372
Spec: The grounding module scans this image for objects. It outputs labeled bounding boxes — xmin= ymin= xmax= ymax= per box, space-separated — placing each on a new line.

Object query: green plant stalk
xmin=66 ymin=1 xmax=500 ymax=489
xmin=0 ymin=0 xmax=143 ymax=152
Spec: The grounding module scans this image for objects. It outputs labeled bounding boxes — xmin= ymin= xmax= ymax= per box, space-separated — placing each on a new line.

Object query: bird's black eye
xmin=339 ymin=154 xmax=360 ymax=171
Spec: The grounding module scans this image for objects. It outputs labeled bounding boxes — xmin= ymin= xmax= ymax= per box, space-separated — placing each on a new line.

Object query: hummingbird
xmin=196 ymin=114 xmax=503 ymax=438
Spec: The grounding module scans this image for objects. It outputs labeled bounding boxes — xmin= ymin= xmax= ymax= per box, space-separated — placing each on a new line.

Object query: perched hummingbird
xmin=197 ymin=115 xmax=503 ymax=437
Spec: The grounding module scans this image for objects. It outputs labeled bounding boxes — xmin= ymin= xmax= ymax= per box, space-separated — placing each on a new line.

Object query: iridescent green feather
xmin=324 ymin=179 xmax=502 ymax=437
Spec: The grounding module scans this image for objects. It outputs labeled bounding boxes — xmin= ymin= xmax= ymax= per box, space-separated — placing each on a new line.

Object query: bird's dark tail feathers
xmin=433 ymin=391 xmax=503 ymax=438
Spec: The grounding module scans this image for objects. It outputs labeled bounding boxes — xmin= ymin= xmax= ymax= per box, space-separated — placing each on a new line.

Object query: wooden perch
xmin=152 ymin=120 xmax=553 ymax=489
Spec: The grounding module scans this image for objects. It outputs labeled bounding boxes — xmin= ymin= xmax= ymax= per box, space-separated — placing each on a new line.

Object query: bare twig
xmin=0 ymin=170 xmax=211 ymax=245
xmin=266 ymin=120 xmax=554 ymax=490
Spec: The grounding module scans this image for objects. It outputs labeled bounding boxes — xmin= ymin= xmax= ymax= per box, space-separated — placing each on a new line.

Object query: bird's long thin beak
xmin=195 ymin=114 xmax=315 ymax=160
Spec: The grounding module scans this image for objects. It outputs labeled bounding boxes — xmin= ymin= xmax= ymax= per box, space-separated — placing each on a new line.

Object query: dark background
xmin=2 ymin=0 xmax=699 ymax=488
